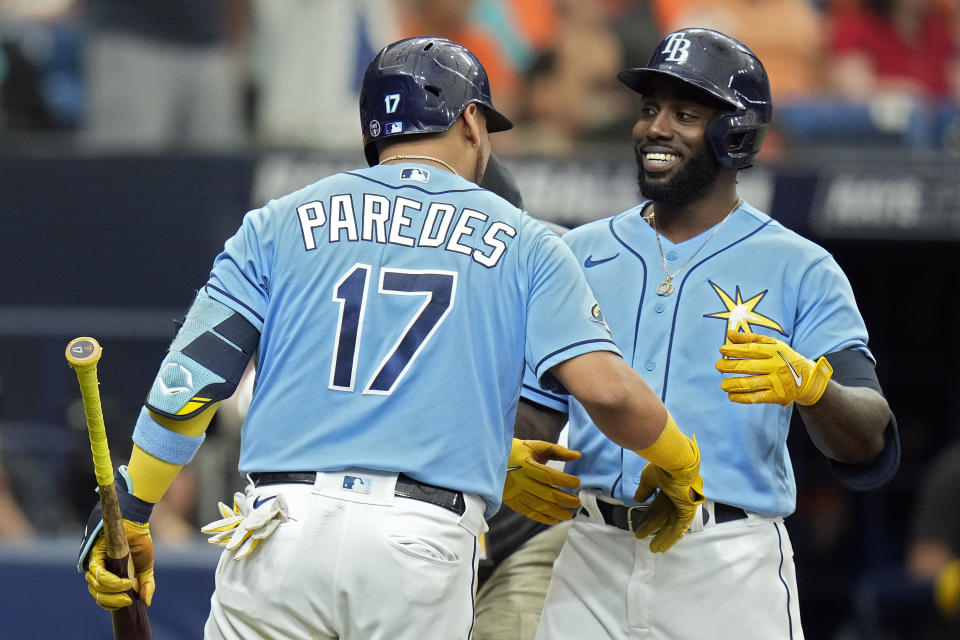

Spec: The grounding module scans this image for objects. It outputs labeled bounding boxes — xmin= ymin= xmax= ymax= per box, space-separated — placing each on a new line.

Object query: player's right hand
xmin=502 ymin=438 xmax=582 ymax=525
xmin=85 ymin=519 xmax=155 ymax=610
xmin=631 ymin=435 xmax=705 ymax=552
xmin=716 ymin=330 xmax=833 ymax=406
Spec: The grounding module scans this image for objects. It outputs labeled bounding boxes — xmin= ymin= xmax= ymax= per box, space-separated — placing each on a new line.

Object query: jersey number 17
xmin=330 ymin=263 xmax=457 ymax=395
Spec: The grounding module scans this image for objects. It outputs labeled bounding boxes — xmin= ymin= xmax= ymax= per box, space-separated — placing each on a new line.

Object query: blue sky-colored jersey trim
xmin=205 ymin=283 xmax=265 ymax=324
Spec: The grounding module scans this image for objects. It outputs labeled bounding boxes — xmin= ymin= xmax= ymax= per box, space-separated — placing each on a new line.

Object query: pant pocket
xmin=388 ymin=534 xmax=460 ymax=565
xmin=387 ymin=534 xmax=463 ymax=604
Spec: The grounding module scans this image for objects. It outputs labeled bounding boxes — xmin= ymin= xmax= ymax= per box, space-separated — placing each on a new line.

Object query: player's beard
xmin=635 ymin=145 xmax=720 ymax=207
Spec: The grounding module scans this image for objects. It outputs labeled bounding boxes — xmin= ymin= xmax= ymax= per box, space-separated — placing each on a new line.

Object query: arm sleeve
xmin=523 ymin=233 xmax=620 ymax=392
xmin=823 ymin=347 xmax=901 ymax=491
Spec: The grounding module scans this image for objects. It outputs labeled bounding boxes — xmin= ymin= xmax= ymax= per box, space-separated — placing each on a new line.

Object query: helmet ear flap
xmin=705 ymin=112 xmax=769 ymax=169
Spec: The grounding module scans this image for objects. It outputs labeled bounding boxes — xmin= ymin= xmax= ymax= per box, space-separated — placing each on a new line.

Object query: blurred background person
xmin=905 ymin=437 xmax=960 ymax=636
xmin=0 ymin=0 xmax=84 ymax=134
xmin=509 ymin=0 xmax=630 ymax=155
xmin=249 ymin=0 xmax=398 ymax=150
xmin=772 ymin=0 xmax=960 ymax=150
xmin=82 ymin=0 xmax=248 ymax=150
xmin=852 ymin=437 xmax=960 ymax=639
xmin=0 ymin=373 xmax=32 ymax=544
xmin=472 ymin=0 xmax=559 ymax=80
xmin=825 ymin=0 xmax=960 ymax=148
xmin=0 ymin=460 xmax=32 ymax=540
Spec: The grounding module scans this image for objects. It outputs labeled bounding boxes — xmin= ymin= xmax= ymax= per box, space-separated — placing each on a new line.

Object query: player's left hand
xmin=502 ymin=439 xmax=582 ymax=525
xmin=716 ymin=330 xmax=833 ymax=406
xmin=85 ymin=519 xmax=155 ymax=610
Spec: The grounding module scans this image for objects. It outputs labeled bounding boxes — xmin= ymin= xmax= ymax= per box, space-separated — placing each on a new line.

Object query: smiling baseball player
xmin=519 ymin=28 xmax=901 ymax=640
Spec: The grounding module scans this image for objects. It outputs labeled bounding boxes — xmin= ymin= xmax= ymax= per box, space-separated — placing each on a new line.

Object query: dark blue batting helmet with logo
xmin=618 ymin=28 xmax=772 ymax=169
xmin=359 ymin=37 xmax=514 ymax=166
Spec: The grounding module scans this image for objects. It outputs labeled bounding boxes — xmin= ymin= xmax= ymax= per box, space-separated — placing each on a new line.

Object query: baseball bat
xmin=66 ymin=337 xmax=152 ymax=640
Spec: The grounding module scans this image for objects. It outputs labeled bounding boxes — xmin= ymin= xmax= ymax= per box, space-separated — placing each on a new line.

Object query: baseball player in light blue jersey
xmin=76 ymin=38 xmax=708 ymax=640
xmin=519 ymin=29 xmax=901 ymax=640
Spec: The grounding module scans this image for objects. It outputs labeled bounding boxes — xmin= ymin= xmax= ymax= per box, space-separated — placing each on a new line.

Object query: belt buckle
xmin=626 ymin=505 xmax=648 ymax=532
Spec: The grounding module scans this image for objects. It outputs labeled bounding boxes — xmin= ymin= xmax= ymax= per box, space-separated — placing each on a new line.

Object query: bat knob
xmin=66 ymin=337 xmax=103 ymax=367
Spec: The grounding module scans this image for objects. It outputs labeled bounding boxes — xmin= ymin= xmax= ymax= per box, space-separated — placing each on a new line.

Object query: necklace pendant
xmin=656 ymin=280 xmax=674 ymax=296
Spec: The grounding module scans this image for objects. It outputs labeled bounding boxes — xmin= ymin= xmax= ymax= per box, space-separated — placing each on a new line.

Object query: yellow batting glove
xmin=85 ymin=520 xmax=155 ymax=610
xmin=716 ymin=330 xmax=833 ymax=406
xmin=632 ymin=434 xmax=705 ymax=552
xmin=502 ymin=439 xmax=582 ymax=525
xmin=934 ymin=560 xmax=960 ymax=620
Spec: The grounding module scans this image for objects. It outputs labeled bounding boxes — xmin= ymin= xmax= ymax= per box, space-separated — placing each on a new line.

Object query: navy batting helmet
xmin=618 ymin=28 xmax=772 ymax=169
xmin=359 ymin=37 xmax=514 ymax=166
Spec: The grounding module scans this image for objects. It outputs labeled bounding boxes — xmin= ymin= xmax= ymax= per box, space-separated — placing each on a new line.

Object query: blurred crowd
xmin=1 ymin=0 xmax=959 ymax=155
xmin=2 ymin=1 xmax=960 ymax=638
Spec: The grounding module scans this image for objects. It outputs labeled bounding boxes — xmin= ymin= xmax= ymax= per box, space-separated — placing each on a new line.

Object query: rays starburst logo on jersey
xmin=703 ymin=281 xmax=786 ymax=336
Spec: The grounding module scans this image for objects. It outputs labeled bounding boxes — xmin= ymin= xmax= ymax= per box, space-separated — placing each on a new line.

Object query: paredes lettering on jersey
xmin=296 ymin=194 xmax=517 ymax=268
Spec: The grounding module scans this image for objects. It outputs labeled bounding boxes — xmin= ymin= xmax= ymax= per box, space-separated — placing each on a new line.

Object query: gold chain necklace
xmin=645 ymin=200 xmax=740 ymax=296
xmin=380 ymin=154 xmax=459 ymax=176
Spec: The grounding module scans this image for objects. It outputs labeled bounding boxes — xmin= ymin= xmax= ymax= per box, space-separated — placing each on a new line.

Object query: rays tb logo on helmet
xmin=358 ymin=37 xmax=513 ymax=166
xmin=618 ymin=28 xmax=772 ymax=169
xmin=661 ymin=33 xmax=691 ymax=63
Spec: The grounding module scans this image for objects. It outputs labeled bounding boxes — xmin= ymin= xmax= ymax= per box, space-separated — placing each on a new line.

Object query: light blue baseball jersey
xmin=205 ymin=163 xmax=618 ymax=518
xmin=522 ymin=201 xmax=872 ymax=516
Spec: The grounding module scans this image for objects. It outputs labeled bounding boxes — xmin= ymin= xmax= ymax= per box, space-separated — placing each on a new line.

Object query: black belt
xmin=587 ymin=500 xmax=747 ymax=533
xmin=249 ymin=471 xmax=466 ymax=516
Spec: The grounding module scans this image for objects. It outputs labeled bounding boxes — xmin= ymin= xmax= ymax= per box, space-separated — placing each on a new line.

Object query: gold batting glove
xmin=935 ymin=560 xmax=960 ymax=620
xmin=632 ymin=434 xmax=705 ymax=552
xmin=502 ymin=439 xmax=582 ymax=525
xmin=716 ymin=330 xmax=833 ymax=406
xmin=85 ymin=519 xmax=155 ymax=610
